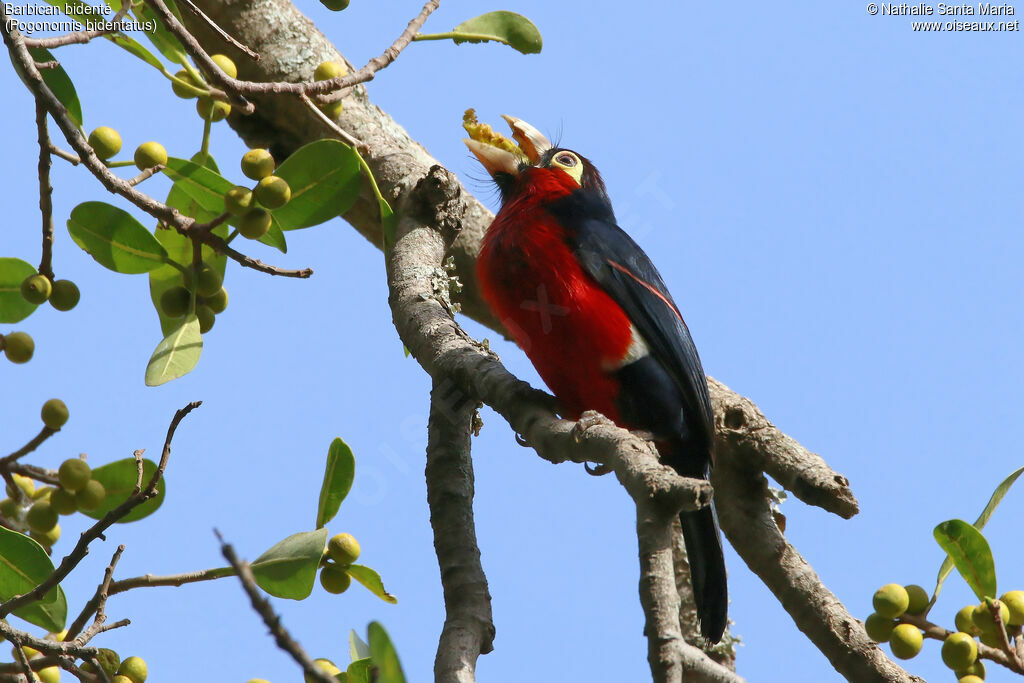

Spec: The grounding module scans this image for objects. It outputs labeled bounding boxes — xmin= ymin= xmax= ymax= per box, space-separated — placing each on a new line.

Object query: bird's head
xmin=463 ymin=111 xmax=609 ymax=205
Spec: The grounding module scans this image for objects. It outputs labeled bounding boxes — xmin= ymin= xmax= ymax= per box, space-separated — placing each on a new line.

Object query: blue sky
xmin=2 ymin=1 xmax=1023 ymax=681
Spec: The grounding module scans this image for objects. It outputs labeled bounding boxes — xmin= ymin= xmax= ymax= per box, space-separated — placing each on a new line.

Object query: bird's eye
xmin=554 ymin=153 xmax=577 ymax=167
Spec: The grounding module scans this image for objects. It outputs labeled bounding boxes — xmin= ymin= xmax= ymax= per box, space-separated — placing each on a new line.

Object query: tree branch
xmin=34 ymin=100 xmax=55 ymax=280
xmin=427 ymin=377 xmax=494 ymax=683
xmin=713 ymin=455 xmax=922 ymax=682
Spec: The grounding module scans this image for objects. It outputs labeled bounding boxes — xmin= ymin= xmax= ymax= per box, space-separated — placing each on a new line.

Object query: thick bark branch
xmin=427 ymin=378 xmax=494 ymax=683
xmin=713 ymin=457 xmax=923 ymax=683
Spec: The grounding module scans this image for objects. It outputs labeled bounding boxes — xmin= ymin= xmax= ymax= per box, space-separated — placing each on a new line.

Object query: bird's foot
xmin=571 ymin=411 xmax=613 ymax=443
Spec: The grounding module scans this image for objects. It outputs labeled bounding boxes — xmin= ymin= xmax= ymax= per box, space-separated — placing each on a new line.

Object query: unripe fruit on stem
xmin=955 ymin=659 xmax=985 ymax=678
xmin=889 ymin=624 xmax=923 ymax=659
xmin=321 ymin=0 xmax=350 ymax=10
xmin=304 ymin=659 xmax=341 ymax=683
xmin=11 ymin=645 xmax=38 ymax=659
xmin=254 ymin=176 xmax=291 ymax=209
xmin=864 ymin=612 xmax=895 ymax=642
xmin=873 ymin=584 xmax=910 ymax=619
xmin=240 ymin=208 xmax=272 ymax=239
xmin=2 ymin=331 xmax=34 ymax=363
xmin=941 ymin=632 xmax=978 ymax=670
xmin=241 ymin=149 xmax=275 ymax=180
xmin=117 ymin=655 xmax=148 ymax=683
xmin=197 ymin=97 xmax=230 ymax=122
xmin=21 ymin=274 xmax=51 ymax=304
xmin=31 ymin=523 xmax=60 ymax=547
xmin=57 ymin=458 xmax=91 ymax=492
xmin=320 ymin=564 xmax=351 ymax=594
xmin=999 ymin=590 xmax=1024 ymax=626
xmin=134 ymin=142 xmax=167 ymax=170
xmin=26 ymin=500 xmax=58 ymax=533
xmin=2 ymin=331 xmax=34 ymax=364
xmin=321 ymin=100 xmax=344 ymax=119
xmin=32 ymin=486 xmax=53 ymax=501
xmin=41 ymin=398 xmax=69 ymax=430
xmin=204 ymin=287 xmax=228 ymax=314
xmin=171 ymin=69 xmax=203 ymax=98
xmin=113 ymin=676 xmax=134 ymax=683
xmin=327 ymin=532 xmax=361 ymax=565
xmin=978 ymin=629 xmax=1005 ymax=648
xmin=223 ymin=186 xmax=253 ymax=216
xmin=36 ymin=664 xmax=60 ymax=683
xmin=90 ymin=648 xmax=121 ymax=676
xmin=74 ymin=479 xmax=106 ymax=512
xmin=904 ymin=584 xmax=929 ymax=615
xmin=88 ymin=126 xmax=122 ymax=159
xmin=0 ymin=498 xmax=20 ymax=519
xmin=971 ymin=600 xmax=1010 ymax=633
xmin=50 ymin=488 xmax=77 ymax=515
xmin=49 ymin=279 xmax=80 ymax=311
xmin=197 ymin=306 xmax=215 ymax=334
xmin=955 ymin=604 xmax=981 ymax=635
xmin=210 ymin=54 xmax=237 ymax=78
xmin=957 ymin=676 xmax=984 ymax=683
xmin=7 ymin=473 xmax=35 ymax=498
xmin=196 ymin=265 xmax=222 ymax=297
xmin=314 ymin=60 xmax=348 ymax=81
xmin=160 ymin=286 xmax=192 ymax=318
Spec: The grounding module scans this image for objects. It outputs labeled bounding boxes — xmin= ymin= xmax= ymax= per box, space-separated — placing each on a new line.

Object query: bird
xmin=465 ymin=114 xmax=727 ymax=643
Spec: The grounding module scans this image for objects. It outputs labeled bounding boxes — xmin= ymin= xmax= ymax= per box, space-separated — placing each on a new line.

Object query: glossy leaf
xmin=0 ymin=526 xmax=67 ymax=632
xmin=932 ymin=465 xmax=1024 ymax=603
xmin=273 ymin=140 xmax=362 ymax=230
xmin=367 ymin=622 xmax=405 ymax=683
xmin=346 ymin=658 xmax=372 ymax=683
xmin=316 ymin=438 xmax=355 ymax=529
xmin=133 ymin=1 xmax=188 ymax=65
xmin=350 ymin=630 xmax=370 ymax=661
xmin=934 ymin=519 xmax=996 ymax=601
xmin=347 ymin=564 xmax=397 ymax=604
xmin=28 ymin=47 xmax=83 ymax=128
xmin=79 ymin=458 xmax=167 ymax=522
xmin=380 ymin=198 xmax=397 ymax=252
xmin=448 ymin=11 xmax=542 ymax=54
xmin=68 ymin=202 xmax=169 ymax=273
xmin=0 ymin=257 xmax=40 ymax=323
xmin=144 ymin=316 xmax=202 ymax=386
xmin=251 ymin=528 xmax=328 ymax=600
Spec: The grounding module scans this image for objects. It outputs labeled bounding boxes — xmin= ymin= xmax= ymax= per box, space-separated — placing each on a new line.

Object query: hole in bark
xmin=723 ymin=408 xmax=745 ymax=429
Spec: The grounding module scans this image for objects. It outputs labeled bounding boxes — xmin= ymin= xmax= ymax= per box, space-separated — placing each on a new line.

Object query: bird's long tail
xmin=679 ymin=502 xmax=728 ymax=643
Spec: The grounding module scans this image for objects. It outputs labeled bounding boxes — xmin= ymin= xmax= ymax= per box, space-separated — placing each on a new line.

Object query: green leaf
xmin=347 ymin=564 xmax=397 ymax=604
xmin=0 ymin=257 xmax=40 ymax=324
xmin=346 ymin=658 xmax=372 ymax=683
xmin=0 ymin=526 xmax=67 ymax=632
xmin=350 ymin=630 xmax=370 ymax=662
xmin=190 ymin=151 xmax=219 ymax=172
xmin=367 ymin=622 xmax=405 ymax=683
xmin=28 ymin=47 xmax=83 ymax=128
xmin=934 ymin=519 xmax=997 ymax=601
xmin=79 ymin=458 xmax=167 ymax=522
xmin=932 ymin=465 xmax=1024 ymax=603
xmin=273 ymin=140 xmax=362 ymax=230
xmin=67 ymin=202 xmax=169 ymax=273
xmin=132 ymin=1 xmax=189 ymax=65
xmin=425 ymin=11 xmax=542 ymax=54
xmin=251 ymin=528 xmax=328 ymax=600
xmin=316 ymin=438 xmax=355 ymax=529
xmin=144 ymin=316 xmax=202 ymax=386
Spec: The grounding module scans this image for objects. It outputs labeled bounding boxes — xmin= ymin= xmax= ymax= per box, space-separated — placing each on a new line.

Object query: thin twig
xmin=35 ymin=100 xmax=55 ymax=279
xmin=66 ymin=545 xmax=124 ymax=643
xmin=0 ymin=402 xmax=200 ymax=618
xmin=23 ymin=4 xmax=131 ymax=49
xmin=427 ymin=378 xmax=494 ymax=682
xmin=49 ymin=143 xmax=80 ymax=165
xmin=299 ymin=92 xmax=364 ymax=149
xmin=177 ymin=0 xmax=259 ymax=60
xmin=217 ymin=532 xmax=338 ymax=683
xmin=127 ymin=164 xmax=163 ymax=187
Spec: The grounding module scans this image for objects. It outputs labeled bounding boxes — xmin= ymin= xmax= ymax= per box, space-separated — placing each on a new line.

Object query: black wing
xmin=548 ymin=191 xmax=715 ymax=459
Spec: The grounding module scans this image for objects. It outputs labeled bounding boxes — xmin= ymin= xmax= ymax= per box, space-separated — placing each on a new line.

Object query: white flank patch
xmin=603 ymin=324 xmax=650 ymax=370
